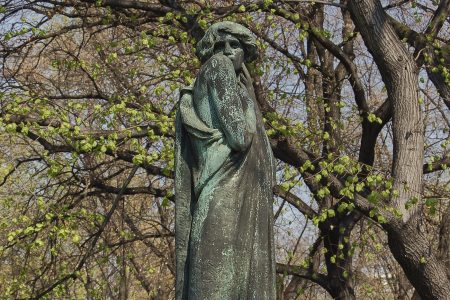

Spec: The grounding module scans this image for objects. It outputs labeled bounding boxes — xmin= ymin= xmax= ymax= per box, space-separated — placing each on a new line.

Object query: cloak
xmin=175 ymin=54 xmax=276 ymax=300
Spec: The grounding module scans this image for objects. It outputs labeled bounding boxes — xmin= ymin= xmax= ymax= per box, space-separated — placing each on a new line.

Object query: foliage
xmin=0 ymin=0 xmax=448 ymax=299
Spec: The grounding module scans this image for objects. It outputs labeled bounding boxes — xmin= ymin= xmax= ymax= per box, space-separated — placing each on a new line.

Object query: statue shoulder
xmin=180 ymin=82 xmax=194 ymax=97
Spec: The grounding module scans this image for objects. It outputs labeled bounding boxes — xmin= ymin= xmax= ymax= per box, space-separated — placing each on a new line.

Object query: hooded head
xmin=195 ymin=21 xmax=258 ymax=67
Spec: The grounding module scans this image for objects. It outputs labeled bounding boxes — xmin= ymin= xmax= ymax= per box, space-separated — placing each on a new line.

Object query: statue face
xmin=213 ymin=34 xmax=244 ymax=72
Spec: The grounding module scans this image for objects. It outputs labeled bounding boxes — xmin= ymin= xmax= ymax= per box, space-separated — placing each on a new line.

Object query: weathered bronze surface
xmin=175 ymin=21 xmax=276 ymax=299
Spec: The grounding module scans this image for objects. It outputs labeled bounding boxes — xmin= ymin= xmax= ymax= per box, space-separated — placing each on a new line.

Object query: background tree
xmin=0 ymin=0 xmax=449 ymax=299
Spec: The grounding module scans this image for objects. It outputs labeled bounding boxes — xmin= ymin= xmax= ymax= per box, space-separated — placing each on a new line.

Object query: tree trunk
xmin=387 ymin=221 xmax=450 ymax=300
xmin=348 ymin=1 xmax=450 ymax=299
xmin=318 ymin=211 xmax=361 ymax=300
xmin=349 ymin=0 xmax=423 ymax=222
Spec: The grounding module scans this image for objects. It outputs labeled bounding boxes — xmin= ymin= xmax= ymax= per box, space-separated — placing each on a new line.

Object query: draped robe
xmin=175 ymin=54 xmax=276 ymax=300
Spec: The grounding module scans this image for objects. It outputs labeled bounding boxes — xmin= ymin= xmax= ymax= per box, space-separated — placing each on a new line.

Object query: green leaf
xmin=327 ymin=209 xmax=335 ymax=218
xmin=330 ymin=255 xmax=336 ymax=264
xmin=368 ymin=192 xmax=380 ymax=204
xmin=198 ymin=19 xmax=208 ymax=29
xmin=132 ymin=154 xmax=145 ymax=165
xmin=72 ymin=234 xmax=81 ymax=243
xmin=280 ymin=182 xmax=290 ymax=192
xmin=425 ymin=198 xmax=438 ymax=207
xmin=337 ymin=202 xmax=348 ymax=213
xmin=342 ymin=270 xmax=349 ymax=279
xmin=377 ymin=214 xmax=387 ymax=224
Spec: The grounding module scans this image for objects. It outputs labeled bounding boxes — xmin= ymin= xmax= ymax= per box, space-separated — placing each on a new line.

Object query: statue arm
xmin=206 ymin=55 xmax=256 ymax=152
xmin=179 ymin=89 xmax=221 ymax=141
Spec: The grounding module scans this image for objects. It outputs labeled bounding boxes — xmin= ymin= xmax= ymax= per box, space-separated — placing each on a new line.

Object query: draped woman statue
xmin=174 ymin=21 xmax=276 ymax=300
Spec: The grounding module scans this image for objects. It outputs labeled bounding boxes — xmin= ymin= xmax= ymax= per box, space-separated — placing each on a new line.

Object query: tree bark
xmin=320 ymin=219 xmax=356 ymax=300
xmin=349 ymin=0 xmax=423 ymax=222
xmin=348 ymin=1 xmax=450 ymax=299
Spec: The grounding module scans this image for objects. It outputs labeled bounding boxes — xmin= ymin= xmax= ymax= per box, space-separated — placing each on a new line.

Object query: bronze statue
xmin=175 ymin=21 xmax=276 ymax=299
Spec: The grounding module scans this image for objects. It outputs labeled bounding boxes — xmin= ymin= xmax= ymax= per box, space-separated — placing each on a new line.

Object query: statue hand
xmin=240 ymin=63 xmax=256 ymax=101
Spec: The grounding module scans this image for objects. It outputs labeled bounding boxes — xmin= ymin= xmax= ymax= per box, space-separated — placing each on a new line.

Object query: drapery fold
xmin=175 ymin=55 xmax=276 ymax=300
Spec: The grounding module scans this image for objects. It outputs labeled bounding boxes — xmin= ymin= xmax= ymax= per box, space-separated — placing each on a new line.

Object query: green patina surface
xmin=175 ymin=22 xmax=277 ymax=300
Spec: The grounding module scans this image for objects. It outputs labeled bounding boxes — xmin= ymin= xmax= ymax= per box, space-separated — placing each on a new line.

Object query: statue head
xmin=196 ymin=21 xmax=257 ymax=71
